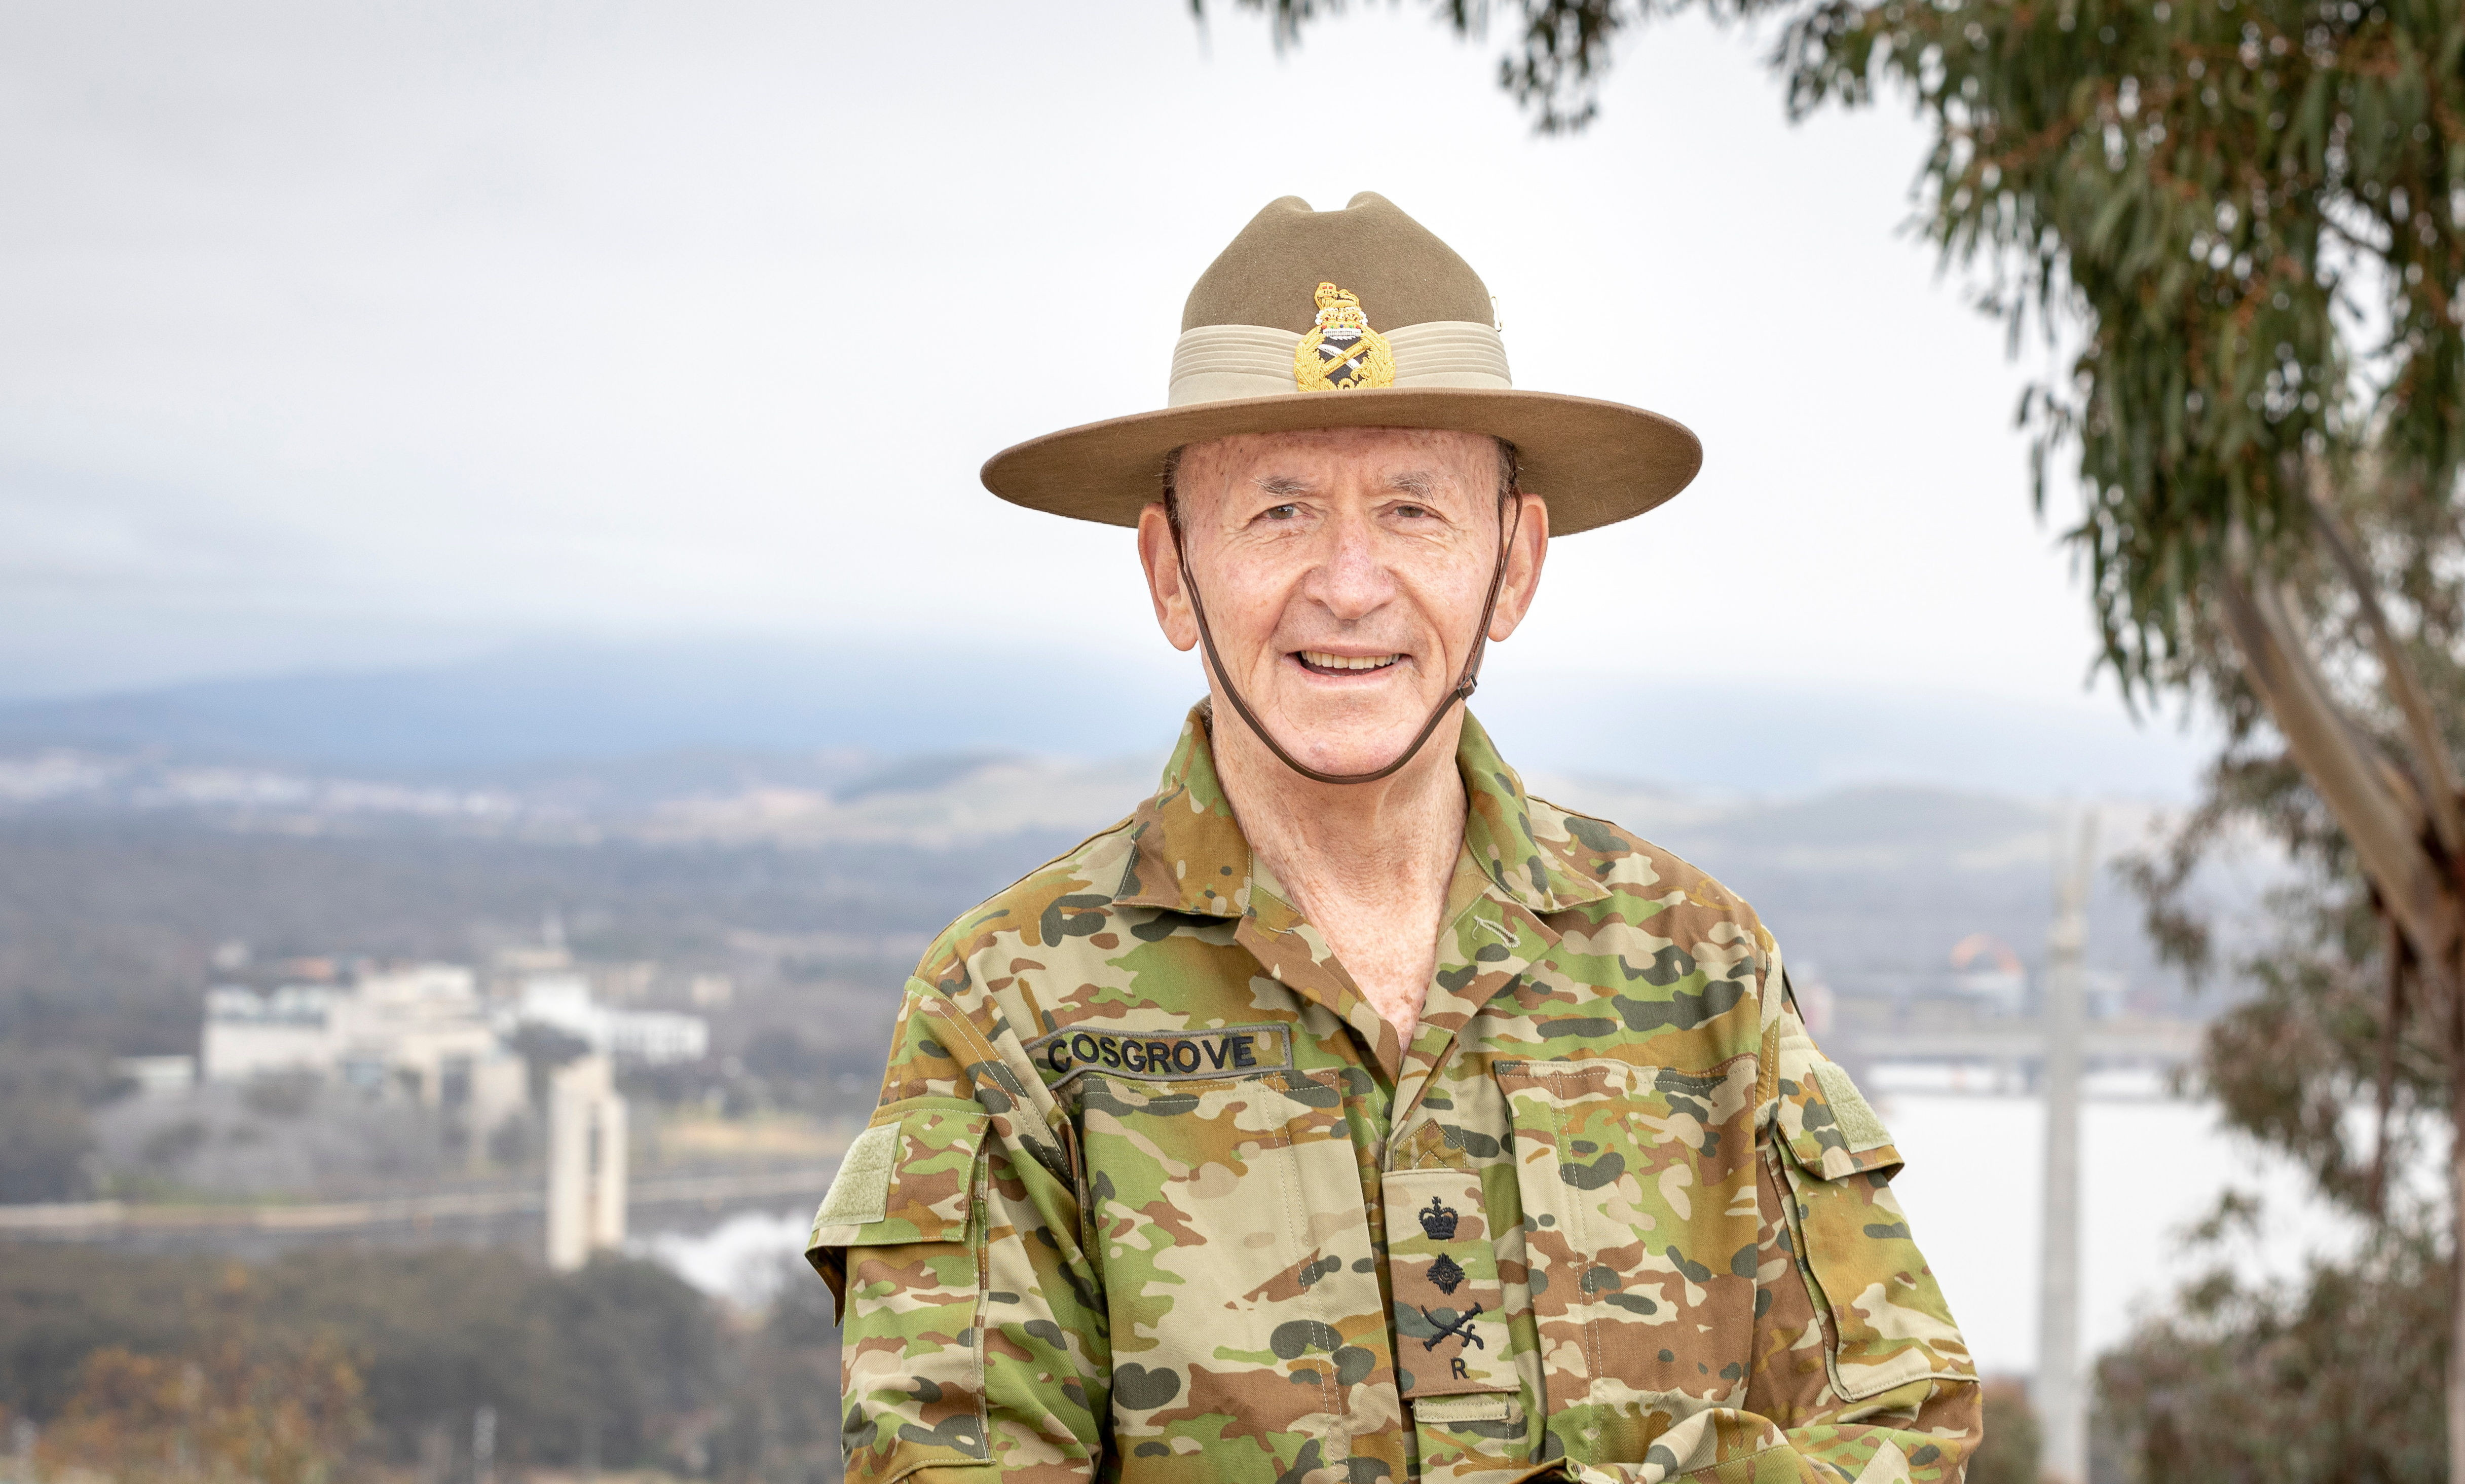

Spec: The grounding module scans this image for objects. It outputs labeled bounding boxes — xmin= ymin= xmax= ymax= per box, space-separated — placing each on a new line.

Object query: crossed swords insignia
xmin=1418 ymin=1302 xmax=1485 ymax=1352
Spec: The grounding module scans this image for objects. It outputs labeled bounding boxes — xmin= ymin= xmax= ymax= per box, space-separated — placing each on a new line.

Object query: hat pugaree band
xmin=980 ymin=191 xmax=1703 ymax=535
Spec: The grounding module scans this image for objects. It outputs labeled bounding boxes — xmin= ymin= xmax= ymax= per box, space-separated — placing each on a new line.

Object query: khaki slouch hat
xmin=980 ymin=191 xmax=1702 ymax=534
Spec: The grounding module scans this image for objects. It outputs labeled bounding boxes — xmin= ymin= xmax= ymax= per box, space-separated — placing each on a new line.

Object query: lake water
xmin=643 ymin=1091 xmax=2360 ymax=1382
xmin=1886 ymin=1090 xmax=2356 ymax=1376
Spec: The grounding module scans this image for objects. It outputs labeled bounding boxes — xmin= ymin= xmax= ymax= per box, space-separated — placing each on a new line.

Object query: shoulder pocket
xmin=806 ymin=1097 xmax=993 ymax=1470
xmin=1769 ymin=1057 xmax=1974 ymax=1402
xmin=1770 ymin=1017 xmax=1900 ymax=1179
xmin=808 ymin=1097 xmax=989 ymax=1267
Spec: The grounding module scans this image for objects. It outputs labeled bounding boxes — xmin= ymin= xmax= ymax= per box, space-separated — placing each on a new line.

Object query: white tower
xmin=546 ymin=1054 xmax=627 ymax=1271
xmin=2037 ymin=810 xmax=2096 ymax=1484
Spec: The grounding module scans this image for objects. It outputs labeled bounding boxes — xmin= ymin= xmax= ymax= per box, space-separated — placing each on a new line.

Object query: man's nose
xmin=1303 ymin=506 xmax=1395 ymax=621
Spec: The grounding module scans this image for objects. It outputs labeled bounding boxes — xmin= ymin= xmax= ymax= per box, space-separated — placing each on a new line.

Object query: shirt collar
xmin=1453 ymin=706 xmax=1613 ymax=915
xmin=1114 ymin=702 xmax=1610 ymax=919
xmin=1113 ymin=703 xmax=1257 ymax=918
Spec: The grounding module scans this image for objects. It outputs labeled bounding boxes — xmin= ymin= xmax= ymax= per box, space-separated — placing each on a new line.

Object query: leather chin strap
xmin=1168 ymin=494 xmax=1524 ymax=787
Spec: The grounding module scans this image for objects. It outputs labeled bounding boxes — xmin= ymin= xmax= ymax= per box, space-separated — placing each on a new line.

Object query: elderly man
xmin=807 ymin=195 xmax=1980 ymax=1484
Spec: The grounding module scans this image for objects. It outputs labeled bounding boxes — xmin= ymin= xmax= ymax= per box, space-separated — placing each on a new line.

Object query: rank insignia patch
xmin=1294 ymin=282 xmax=1395 ymax=392
xmin=1379 ymin=1167 xmax=1511 ymax=1396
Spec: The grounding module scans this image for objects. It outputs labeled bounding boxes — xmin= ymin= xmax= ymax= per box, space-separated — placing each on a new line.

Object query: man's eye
xmin=1265 ymin=504 xmax=1299 ymax=520
xmin=1395 ymin=504 xmax=1428 ymax=520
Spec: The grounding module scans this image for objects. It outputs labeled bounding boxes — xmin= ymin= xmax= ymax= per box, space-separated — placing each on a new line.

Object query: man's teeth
xmin=1301 ymin=652 xmax=1399 ymax=671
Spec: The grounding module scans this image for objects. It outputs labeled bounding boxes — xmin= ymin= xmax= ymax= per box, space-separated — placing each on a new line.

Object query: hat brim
xmin=979 ymin=387 xmax=1701 ymax=537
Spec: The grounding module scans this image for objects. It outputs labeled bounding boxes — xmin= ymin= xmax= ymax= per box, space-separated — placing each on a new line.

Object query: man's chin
xmin=1245 ymin=708 xmax=1453 ymax=779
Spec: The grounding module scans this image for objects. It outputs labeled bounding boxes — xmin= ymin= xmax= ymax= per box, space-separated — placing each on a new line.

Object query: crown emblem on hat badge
xmin=1417 ymin=1195 xmax=1459 ymax=1241
xmin=1294 ymin=282 xmax=1395 ymax=392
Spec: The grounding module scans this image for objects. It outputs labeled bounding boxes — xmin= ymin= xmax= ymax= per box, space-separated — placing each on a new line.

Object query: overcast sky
xmin=0 ymin=0 xmax=2210 ymax=785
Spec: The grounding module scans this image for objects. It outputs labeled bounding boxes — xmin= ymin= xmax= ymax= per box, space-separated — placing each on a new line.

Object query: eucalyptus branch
xmin=2220 ymin=563 xmax=2455 ymax=982
xmin=2306 ymin=485 xmax=2465 ymax=858
xmin=2368 ymin=907 xmax=2408 ymax=1216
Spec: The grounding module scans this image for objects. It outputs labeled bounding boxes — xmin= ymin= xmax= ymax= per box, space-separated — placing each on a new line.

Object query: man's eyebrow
xmin=1385 ymin=470 xmax=1437 ymax=495
xmin=1253 ymin=474 xmax=1315 ymax=497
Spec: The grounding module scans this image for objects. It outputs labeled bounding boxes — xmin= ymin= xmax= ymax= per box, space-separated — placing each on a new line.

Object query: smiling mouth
xmin=1296 ymin=651 xmax=1402 ymax=675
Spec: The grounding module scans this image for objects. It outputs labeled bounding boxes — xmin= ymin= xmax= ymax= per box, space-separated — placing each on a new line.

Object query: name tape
xmin=1023 ymin=1023 xmax=1295 ymax=1088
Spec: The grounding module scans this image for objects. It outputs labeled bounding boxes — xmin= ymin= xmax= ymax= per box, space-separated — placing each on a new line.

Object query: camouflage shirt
xmin=808 ymin=706 xmax=1980 ymax=1484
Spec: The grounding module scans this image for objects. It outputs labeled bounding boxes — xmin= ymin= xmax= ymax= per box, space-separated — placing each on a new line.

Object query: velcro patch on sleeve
xmin=1022 ymin=1022 xmax=1294 ymax=1088
xmin=1813 ymin=1062 xmax=1892 ymax=1152
xmin=811 ymin=1120 xmax=899 ymax=1231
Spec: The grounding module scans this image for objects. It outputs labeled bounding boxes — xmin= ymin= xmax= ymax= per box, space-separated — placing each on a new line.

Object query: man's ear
xmin=1486 ymin=493 xmax=1550 ymax=643
xmin=1137 ymin=502 xmax=1200 ymax=652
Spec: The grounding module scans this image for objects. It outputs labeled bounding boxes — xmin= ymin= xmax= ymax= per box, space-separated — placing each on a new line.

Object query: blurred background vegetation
xmin=0 ymin=1245 xmax=841 ymax=1483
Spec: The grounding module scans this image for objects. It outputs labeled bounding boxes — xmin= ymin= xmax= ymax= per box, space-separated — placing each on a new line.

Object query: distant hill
xmin=0 ymin=640 xmax=2212 ymax=796
xmin=0 ymin=641 xmax=1198 ymax=770
xmin=1536 ymin=774 xmax=2197 ymax=1001
xmin=0 ymin=725 xmax=2225 ymax=1013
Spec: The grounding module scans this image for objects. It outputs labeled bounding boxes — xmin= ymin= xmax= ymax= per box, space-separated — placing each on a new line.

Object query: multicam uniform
xmin=807 ymin=708 xmax=1980 ymax=1484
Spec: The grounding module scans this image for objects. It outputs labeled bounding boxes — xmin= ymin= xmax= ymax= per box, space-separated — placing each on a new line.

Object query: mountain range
xmin=0 ymin=639 xmax=2214 ymax=797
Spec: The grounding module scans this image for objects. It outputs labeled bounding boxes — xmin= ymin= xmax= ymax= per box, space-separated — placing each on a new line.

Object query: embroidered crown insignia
xmin=1294 ymin=281 xmax=1395 ymax=392
xmin=1417 ymin=1195 xmax=1459 ymax=1241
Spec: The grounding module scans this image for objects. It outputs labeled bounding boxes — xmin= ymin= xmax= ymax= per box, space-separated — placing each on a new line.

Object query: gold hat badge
xmin=1293 ymin=282 xmax=1395 ymax=392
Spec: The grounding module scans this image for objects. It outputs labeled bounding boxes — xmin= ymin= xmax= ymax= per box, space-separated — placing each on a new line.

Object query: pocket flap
xmin=805 ymin=1098 xmax=988 ymax=1309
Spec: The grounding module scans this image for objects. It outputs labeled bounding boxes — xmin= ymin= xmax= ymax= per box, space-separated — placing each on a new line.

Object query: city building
xmin=508 ymin=973 xmax=709 ymax=1065
xmin=201 ymin=963 xmax=526 ymax=1136
xmin=197 ymin=950 xmax=709 ymax=1194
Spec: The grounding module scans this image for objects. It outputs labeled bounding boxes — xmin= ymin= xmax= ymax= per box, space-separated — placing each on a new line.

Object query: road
xmin=0 ymin=1163 xmax=839 ymax=1240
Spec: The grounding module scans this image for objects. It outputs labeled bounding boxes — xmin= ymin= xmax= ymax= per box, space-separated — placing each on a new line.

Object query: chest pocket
xmin=1075 ymin=1067 xmax=1387 ymax=1471
xmin=1495 ymin=1057 xmax=1760 ymax=1464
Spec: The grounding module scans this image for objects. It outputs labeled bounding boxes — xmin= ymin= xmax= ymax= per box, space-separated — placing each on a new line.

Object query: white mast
xmin=2037 ymin=808 xmax=2096 ymax=1483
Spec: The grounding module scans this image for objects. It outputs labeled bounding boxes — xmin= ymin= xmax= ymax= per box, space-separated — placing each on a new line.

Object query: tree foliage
xmin=0 ymin=1042 xmax=120 ymax=1201
xmin=2096 ymin=1210 xmax=2448 ymax=1484
xmin=1965 ymin=1381 xmax=2047 ymax=1484
xmin=2102 ymin=807 xmax=2452 ymax=1479
xmin=703 ymin=1256 xmax=851 ymax=1484
xmin=1782 ymin=0 xmax=2465 ymax=704
xmin=2131 ymin=732 xmax=2461 ymax=1216
xmin=1199 ymin=0 xmax=1657 ymax=129
xmin=43 ymin=1339 xmax=365 ymax=1484
xmin=0 ymin=1244 xmax=731 ymax=1475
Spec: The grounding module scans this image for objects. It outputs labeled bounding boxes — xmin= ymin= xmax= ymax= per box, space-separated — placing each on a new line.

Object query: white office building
xmin=201 ymin=964 xmax=526 ymax=1132
xmin=509 ymin=973 xmax=709 ymax=1065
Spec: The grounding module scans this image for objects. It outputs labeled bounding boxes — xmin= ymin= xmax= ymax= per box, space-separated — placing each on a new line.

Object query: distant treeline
xmin=0 ymin=1242 xmax=842 ymax=1482
xmin=0 ymin=815 xmax=1061 ymax=1057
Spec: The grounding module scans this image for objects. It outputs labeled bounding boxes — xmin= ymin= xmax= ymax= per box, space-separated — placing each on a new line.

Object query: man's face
xmin=1135 ymin=426 xmax=1549 ymax=779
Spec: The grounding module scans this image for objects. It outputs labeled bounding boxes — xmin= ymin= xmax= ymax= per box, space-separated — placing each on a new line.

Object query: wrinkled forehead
xmin=1174 ymin=426 xmax=1504 ymax=509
